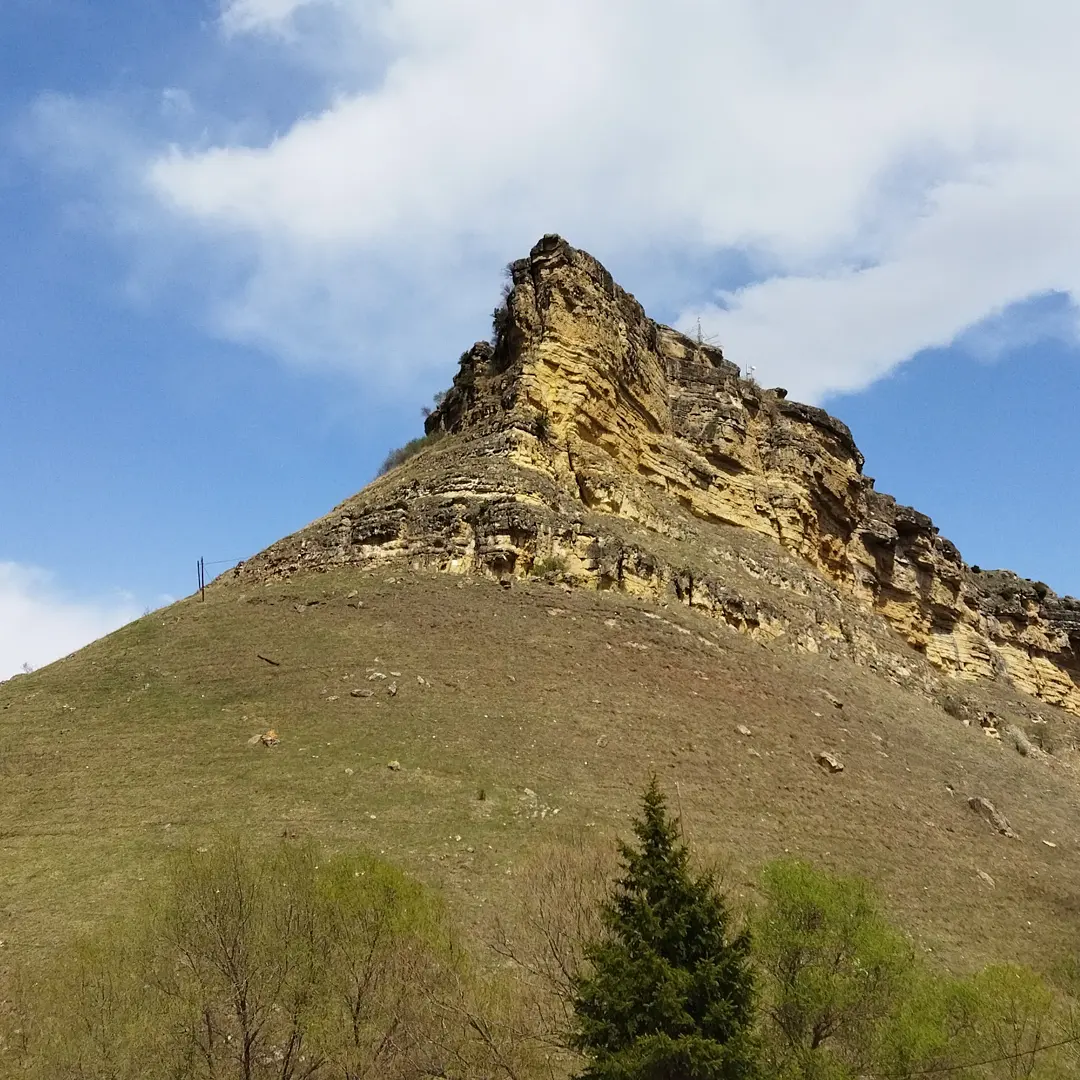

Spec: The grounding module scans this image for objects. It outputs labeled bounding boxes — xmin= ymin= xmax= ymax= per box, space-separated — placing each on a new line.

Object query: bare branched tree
xmin=490 ymin=833 xmax=614 ymax=1058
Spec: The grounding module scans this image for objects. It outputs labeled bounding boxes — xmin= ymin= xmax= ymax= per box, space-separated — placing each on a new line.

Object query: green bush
xmin=420 ymin=391 xmax=447 ymax=420
xmin=9 ymin=840 xmax=468 ymax=1080
xmin=754 ymin=858 xmax=917 ymax=1078
xmin=377 ymin=431 xmax=442 ymax=476
xmin=531 ymin=553 xmax=570 ymax=578
xmin=753 ymin=860 xmax=1079 ymax=1080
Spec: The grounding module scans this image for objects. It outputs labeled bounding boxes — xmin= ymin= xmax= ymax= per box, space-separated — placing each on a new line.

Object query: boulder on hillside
xmin=968 ymin=796 xmax=1016 ymax=838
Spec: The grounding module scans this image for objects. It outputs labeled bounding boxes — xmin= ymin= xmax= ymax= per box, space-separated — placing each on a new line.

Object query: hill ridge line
xmin=234 ymin=234 xmax=1080 ymax=716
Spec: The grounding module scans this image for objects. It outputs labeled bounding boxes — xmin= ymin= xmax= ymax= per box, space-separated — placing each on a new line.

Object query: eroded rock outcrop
xmin=234 ymin=235 xmax=1080 ymax=715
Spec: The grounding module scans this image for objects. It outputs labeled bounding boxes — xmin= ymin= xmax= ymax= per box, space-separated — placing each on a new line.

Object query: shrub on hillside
xmin=754 ymin=858 xmax=916 ymax=1077
xmin=377 ymin=431 xmax=443 ymax=476
xmin=530 ymin=553 xmax=570 ymax=578
xmin=492 ymin=833 xmax=614 ymax=1063
xmin=6 ymin=839 xmax=518 ymax=1080
xmin=753 ymin=859 xmax=1078 ymax=1079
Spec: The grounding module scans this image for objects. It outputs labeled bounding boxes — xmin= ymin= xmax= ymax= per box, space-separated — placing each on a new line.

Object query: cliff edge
xmin=235 ymin=235 xmax=1080 ymax=716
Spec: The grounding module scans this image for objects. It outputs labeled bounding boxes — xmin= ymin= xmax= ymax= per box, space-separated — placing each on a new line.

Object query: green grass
xmin=1 ymin=568 xmax=1078 ymax=981
xmin=377 ymin=431 xmax=443 ymax=475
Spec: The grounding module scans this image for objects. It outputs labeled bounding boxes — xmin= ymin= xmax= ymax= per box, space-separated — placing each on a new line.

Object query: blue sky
xmin=2 ymin=0 xmax=1078 ymax=677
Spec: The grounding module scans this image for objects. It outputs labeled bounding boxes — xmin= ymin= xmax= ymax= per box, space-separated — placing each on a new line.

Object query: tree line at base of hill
xmin=3 ymin=779 xmax=1079 ymax=1079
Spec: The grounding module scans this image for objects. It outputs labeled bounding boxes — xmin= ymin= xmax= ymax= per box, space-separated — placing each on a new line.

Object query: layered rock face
xmin=236 ymin=235 xmax=1080 ymax=715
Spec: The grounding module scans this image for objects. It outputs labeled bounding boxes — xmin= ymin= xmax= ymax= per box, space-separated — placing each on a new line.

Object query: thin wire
xmin=874 ymin=1031 xmax=1080 ymax=1077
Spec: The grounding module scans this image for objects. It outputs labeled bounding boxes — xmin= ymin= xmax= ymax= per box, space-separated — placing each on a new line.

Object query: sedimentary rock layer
xmin=236 ymin=235 xmax=1080 ymax=714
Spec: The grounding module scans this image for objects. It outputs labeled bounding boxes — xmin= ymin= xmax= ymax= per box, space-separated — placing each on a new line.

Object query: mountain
xmin=240 ymin=234 xmax=1080 ymax=716
xmin=3 ymin=235 xmax=1079 ymax=975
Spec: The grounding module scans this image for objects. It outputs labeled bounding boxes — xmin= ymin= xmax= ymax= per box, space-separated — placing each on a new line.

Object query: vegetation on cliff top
xmin=377 ymin=430 xmax=444 ymax=476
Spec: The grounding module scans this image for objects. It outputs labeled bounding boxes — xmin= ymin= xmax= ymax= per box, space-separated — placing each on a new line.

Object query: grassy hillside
xmin=2 ymin=566 xmax=1078 ymax=976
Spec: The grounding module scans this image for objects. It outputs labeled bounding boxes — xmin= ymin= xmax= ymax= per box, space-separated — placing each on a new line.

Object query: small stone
xmin=259 ymin=729 xmax=280 ymax=747
xmin=977 ymin=870 xmax=996 ymax=888
xmin=345 ymin=590 xmax=359 ymax=599
xmin=387 ymin=760 xmax=401 ymax=771
xmin=350 ymin=688 xmax=374 ymax=698
xmin=1042 ymin=840 xmax=1058 ymax=848
xmin=736 ymin=724 xmax=752 ymax=737
xmin=344 ymin=767 xmax=354 ymax=776
xmin=367 ymin=672 xmax=387 ymax=681
xmin=815 ymin=750 xmax=844 ymax=773
xmin=821 ymin=691 xmax=844 ymax=709
xmin=387 ymin=682 xmax=398 ymax=697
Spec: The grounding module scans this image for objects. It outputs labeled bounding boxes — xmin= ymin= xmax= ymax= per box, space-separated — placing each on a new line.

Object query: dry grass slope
xmin=2 ymin=566 xmax=1079 ymax=979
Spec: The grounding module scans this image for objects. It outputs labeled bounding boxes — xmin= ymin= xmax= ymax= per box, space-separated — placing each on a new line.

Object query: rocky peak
xmin=239 ymin=235 xmax=1080 ymax=717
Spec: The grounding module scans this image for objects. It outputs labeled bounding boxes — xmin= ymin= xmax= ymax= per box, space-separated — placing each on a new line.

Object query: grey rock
xmin=968 ymin=796 xmax=1017 ymax=838
xmin=1007 ymin=726 xmax=1033 ymax=756
xmin=815 ymin=751 xmax=844 ymax=773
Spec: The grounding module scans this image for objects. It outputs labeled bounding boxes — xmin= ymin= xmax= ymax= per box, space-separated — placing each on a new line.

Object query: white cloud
xmin=220 ymin=0 xmax=328 ymax=35
xmin=687 ymin=162 xmax=1080 ymax=398
xmin=78 ymin=2 xmax=1080 ymax=399
xmin=0 ymin=563 xmax=140 ymax=682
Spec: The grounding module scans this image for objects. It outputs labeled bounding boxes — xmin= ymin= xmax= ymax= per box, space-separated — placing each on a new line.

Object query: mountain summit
xmin=237 ymin=234 xmax=1080 ymax=718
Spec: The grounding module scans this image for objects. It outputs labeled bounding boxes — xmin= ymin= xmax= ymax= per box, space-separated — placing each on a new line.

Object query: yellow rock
xmin=235 ymin=235 xmax=1080 ymax=718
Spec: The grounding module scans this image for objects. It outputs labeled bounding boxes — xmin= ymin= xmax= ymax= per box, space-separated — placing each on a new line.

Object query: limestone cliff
xmin=234 ymin=235 xmax=1080 ymax=716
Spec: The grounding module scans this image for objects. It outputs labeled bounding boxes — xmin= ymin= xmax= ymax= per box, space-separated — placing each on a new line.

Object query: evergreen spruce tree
xmin=572 ymin=778 xmax=757 ymax=1080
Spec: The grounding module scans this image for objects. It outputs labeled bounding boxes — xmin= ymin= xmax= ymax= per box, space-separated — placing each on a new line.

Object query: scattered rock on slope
xmin=968 ymin=796 xmax=1016 ymax=838
xmin=815 ymin=751 xmax=844 ymax=773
